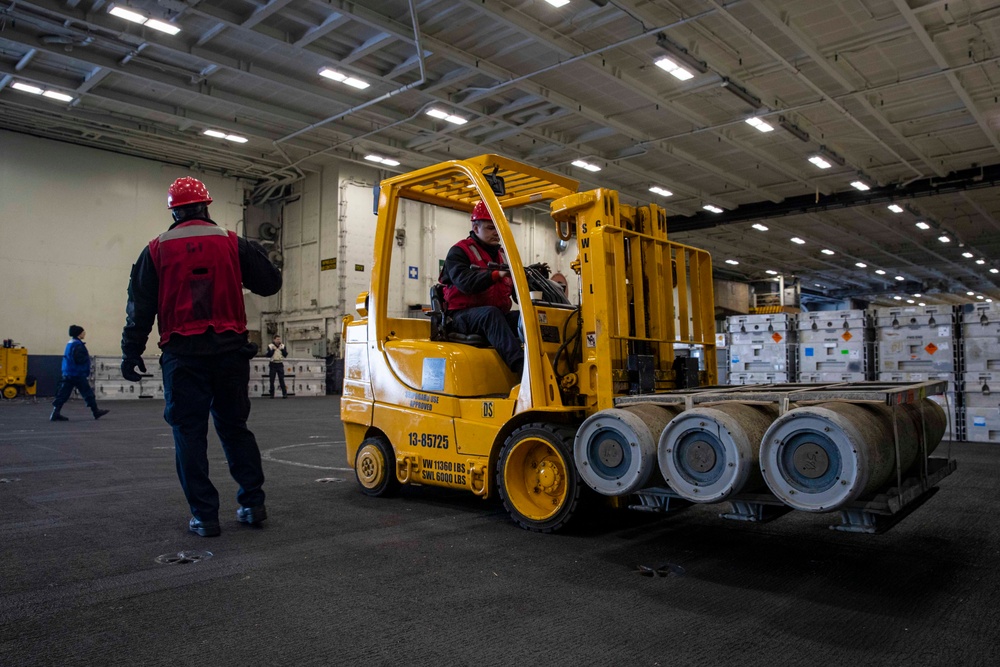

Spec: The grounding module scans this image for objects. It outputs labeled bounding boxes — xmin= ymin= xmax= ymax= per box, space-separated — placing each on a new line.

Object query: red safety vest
xmin=443 ymin=237 xmax=513 ymax=312
xmin=148 ymin=220 xmax=247 ymax=346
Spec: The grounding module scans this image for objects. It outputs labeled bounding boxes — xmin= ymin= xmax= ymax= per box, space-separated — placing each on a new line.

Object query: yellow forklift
xmin=0 ymin=340 xmax=37 ymax=400
xmin=341 ymin=154 xmax=953 ymax=534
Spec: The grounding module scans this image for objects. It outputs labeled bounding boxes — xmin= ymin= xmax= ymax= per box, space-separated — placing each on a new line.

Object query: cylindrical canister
xmin=574 ymin=404 xmax=682 ymax=496
xmin=658 ymin=402 xmax=780 ymax=503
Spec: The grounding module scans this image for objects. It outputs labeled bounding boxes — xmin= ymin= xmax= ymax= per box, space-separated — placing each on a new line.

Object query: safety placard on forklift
xmin=422 ymin=358 xmax=446 ymax=391
xmin=586 ymin=332 xmax=597 ymax=348
xmin=405 ymin=389 xmax=439 ymax=411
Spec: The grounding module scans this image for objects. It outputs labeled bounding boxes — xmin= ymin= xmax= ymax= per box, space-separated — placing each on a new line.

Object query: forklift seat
xmin=428 ymin=284 xmax=490 ymax=347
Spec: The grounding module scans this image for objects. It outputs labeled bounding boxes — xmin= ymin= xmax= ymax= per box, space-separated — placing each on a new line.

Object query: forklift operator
xmin=440 ymin=202 xmax=524 ymax=376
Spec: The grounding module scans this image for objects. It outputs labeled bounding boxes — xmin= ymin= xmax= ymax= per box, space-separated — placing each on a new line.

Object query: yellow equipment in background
xmin=341 ymin=154 xmax=952 ymax=534
xmin=0 ymin=341 xmax=37 ymax=399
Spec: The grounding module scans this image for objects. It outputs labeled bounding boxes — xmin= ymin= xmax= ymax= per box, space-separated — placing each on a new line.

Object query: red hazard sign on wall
xmin=772 ymin=332 xmax=783 ymax=343
xmin=925 ymin=342 xmax=938 ymax=355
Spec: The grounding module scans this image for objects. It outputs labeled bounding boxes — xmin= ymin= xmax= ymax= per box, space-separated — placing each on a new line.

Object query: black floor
xmin=1 ymin=396 xmax=998 ymax=666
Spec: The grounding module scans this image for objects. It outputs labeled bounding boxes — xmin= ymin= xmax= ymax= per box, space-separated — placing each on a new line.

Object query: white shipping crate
xmin=293 ymin=380 xmax=325 ymax=396
xmin=964 ymin=407 xmax=1000 ymax=443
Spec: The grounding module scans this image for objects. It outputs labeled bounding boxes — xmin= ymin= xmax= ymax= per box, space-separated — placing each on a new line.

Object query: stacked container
xmin=715 ymin=333 xmax=729 ymax=385
xmin=874 ymin=305 xmax=960 ymax=439
xmin=727 ymin=313 xmax=797 ymax=384
xmin=92 ymin=355 xmax=162 ymax=400
xmin=796 ymin=310 xmax=872 ymax=383
xmin=960 ymin=302 xmax=1000 ymax=443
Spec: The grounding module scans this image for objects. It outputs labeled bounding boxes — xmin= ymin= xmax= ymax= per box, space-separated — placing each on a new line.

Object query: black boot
xmin=50 ymin=408 xmax=68 ymax=422
xmin=93 ymin=409 xmax=109 ymax=420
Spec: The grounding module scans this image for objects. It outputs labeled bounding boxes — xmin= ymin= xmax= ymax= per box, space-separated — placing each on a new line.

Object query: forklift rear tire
xmin=497 ymin=423 xmax=582 ymax=533
xmin=355 ymin=435 xmax=400 ymax=497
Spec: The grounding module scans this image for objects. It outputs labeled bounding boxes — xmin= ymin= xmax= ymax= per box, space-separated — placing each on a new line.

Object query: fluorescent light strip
xmin=571 ymin=160 xmax=601 ymax=172
xmin=821 ymin=249 xmax=835 ymax=255
xmin=808 ymin=156 xmax=832 ymax=169
xmin=752 ymin=223 xmax=768 ymax=231
xmin=875 ymin=269 xmax=886 ymax=275
xmin=42 ymin=90 xmax=75 ymax=102
xmin=654 ymin=57 xmax=695 ymax=81
xmin=724 ymin=259 xmax=739 ymax=265
xmin=850 ymin=180 xmax=870 ymax=191
xmin=895 ymin=276 xmax=905 ymax=281
xmin=938 ymin=235 xmax=951 ymax=243
xmin=145 ymin=19 xmax=181 ymax=35
xmin=745 ymin=117 xmax=774 ymax=133
xmin=915 ymin=222 xmax=930 ymax=230
xmin=225 ymin=135 xmax=248 ymax=143
xmin=364 ymin=155 xmax=400 ymax=167
xmin=703 ymin=205 xmax=723 ymax=213
xmin=887 ymin=204 xmax=903 ymax=213
xmin=544 ymin=0 xmax=570 ymax=6
xmin=649 ymin=186 xmax=673 ymax=197
xmin=855 ymin=262 xmax=867 ymax=268
xmin=426 ymin=108 xmax=467 ymax=125
xmin=790 ymin=237 xmax=805 ymax=244
xmin=963 ymin=252 xmax=974 ymax=258
xmin=11 ymin=82 xmax=44 ymax=95
xmin=109 ymin=7 xmax=147 ymax=24
xmin=203 ymin=129 xmax=227 ymax=138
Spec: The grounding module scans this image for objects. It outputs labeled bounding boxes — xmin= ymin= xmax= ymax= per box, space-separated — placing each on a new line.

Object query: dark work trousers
xmin=161 ymin=350 xmax=265 ymax=522
xmin=268 ymin=362 xmax=287 ymax=397
xmin=52 ymin=376 xmax=97 ymax=411
xmin=450 ymin=306 xmax=523 ymax=372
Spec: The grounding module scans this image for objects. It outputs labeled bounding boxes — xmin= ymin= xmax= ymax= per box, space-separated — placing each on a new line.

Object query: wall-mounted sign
xmin=408 ymin=266 xmax=418 ymax=280
xmin=321 ymin=258 xmax=337 ymax=271
xmin=355 ymin=264 xmax=365 ymax=272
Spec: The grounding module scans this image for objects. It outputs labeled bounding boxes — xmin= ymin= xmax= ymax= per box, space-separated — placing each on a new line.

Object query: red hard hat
xmin=471 ymin=201 xmax=492 ymax=223
xmin=167 ymin=177 xmax=213 ymax=208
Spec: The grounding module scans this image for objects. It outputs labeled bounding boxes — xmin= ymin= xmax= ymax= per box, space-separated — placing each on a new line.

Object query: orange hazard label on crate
xmin=925 ymin=342 xmax=938 ymax=355
xmin=841 ymin=332 xmax=853 ymax=342
xmin=771 ymin=332 xmax=783 ymax=343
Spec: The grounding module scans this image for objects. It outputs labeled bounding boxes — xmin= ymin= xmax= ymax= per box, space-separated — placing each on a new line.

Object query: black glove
xmin=239 ymin=342 xmax=260 ymax=359
xmin=121 ymin=356 xmax=147 ymax=382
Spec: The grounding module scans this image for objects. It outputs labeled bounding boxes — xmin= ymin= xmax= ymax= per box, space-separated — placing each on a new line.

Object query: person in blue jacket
xmin=50 ymin=325 xmax=109 ymax=422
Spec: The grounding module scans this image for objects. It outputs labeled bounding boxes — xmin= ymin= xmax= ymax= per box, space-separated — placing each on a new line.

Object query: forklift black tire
xmin=355 ymin=435 xmax=400 ymax=497
xmin=497 ymin=423 xmax=583 ymax=533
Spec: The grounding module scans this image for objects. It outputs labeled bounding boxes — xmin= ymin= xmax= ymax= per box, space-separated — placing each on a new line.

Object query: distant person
xmin=266 ymin=334 xmax=289 ymax=398
xmin=50 ymin=325 xmax=109 ymax=422
xmin=120 ymin=176 xmax=282 ymax=537
xmin=440 ymin=202 xmax=523 ymax=375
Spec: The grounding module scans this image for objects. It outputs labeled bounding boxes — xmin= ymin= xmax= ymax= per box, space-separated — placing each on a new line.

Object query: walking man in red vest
xmin=120 ymin=177 xmax=282 ymax=537
xmin=440 ymin=202 xmax=523 ymax=375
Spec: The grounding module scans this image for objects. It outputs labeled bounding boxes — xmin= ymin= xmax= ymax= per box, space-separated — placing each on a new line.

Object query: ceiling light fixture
xmin=919 ymin=302 xmax=926 ymax=306
xmin=906 ymin=299 xmax=915 ymax=304
xmin=850 ymin=180 xmax=870 ymax=191
xmin=654 ymin=57 xmax=695 ymax=81
xmin=895 ymin=276 xmax=905 ymax=281
xmin=938 ymin=235 xmax=951 ymax=243
xmin=426 ymin=108 xmax=468 ymax=124
xmin=655 ymin=34 xmax=709 ymax=74
xmin=808 ymin=156 xmax=832 ymax=169
xmin=745 ymin=117 xmax=774 ymax=133
xmin=721 ymin=78 xmax=762 ymax=108
xmin=991 ymin=268 xmax=999 ymax=274
xmin=963 ymin=252 xmax=974 ymax=258
xmin=855 ymin=262 xmax=867 ymax=268
xmin=752 ymin=223 xmax=768 ymax=231
xmin=967 ymin=291 xmax=975 ymax=296
xmin=544 ymin=0 xmax=570 ymax=7
xmin=11 ymin=82 xmax=44 ymax=95
xmin=41 ymin=90 xmax=74 ymax=102
xmin=875 ymin=269 xmax=886 ymax=275
xmin=364 ymin=154 xmax=400 ymax=167
xmin=977 ymin=295 xmax=985 ymax=300
xmin=108 ymin=6 xmax=181 ymax=34
xmin=790 ymin=237 xmax=805 ymax=244
xmin=778 ymin=116 xmax=809 ymax=142
xmin=887 ymin=204 xmax=903 ymax=213
xmin=821 ymin=249 xmax=835 ymax=255
xmin=914 ymin=293 xmax=922 ymax=298
xmin=203 ymin=129 xmax=227 ymax=138
xmin=765 ymin=270 xmax=778 ymax=275
xmin=318 ymin=67 xmax=370 ymax=89
xmin=703 ymin=205 xmax=724 ymax=213
xmin=725 ymin=259 xmax=739 ymax=265
xmin=817 ymin=145 xmax=846 ymax=167
xmin=224 ymin=134 xmax=248 ymax=143
xmin=915 ymin=221 xmax=930 ymax=230
xmin=571 ymin=159 xmax=601 ymax=173
xmin=988 ymin=299 xmax=995 ymax=303
xmin=977 ymin=259 xmax=986 ymax=265
xmin=649 ymin=186 xmax=673 ymax=197
xmin=11 ymin=81 xmax=77 ymax=103
xmin=893 ymin=296 xmax=902 ymax=301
